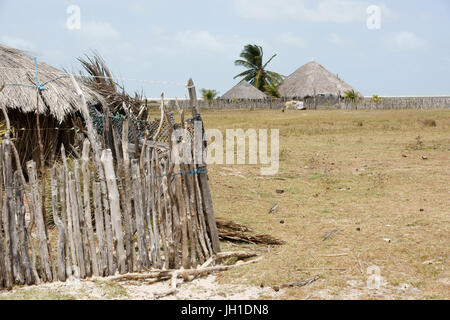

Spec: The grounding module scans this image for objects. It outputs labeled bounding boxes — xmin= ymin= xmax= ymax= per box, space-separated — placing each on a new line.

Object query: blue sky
xmin=0 ymin=0 xmax=449 ymax=97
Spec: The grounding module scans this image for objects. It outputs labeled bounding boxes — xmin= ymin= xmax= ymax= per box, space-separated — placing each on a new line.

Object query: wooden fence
xmin=338 ymin=96 xmax=450 ymax=110
xmin=0 ymin=78 xmax=221 ymax=290
xmin=169 ymin=96 xmax=450 ymax=111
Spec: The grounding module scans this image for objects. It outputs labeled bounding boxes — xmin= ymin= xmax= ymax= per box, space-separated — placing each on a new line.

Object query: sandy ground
xmin=0 ymin=270 xmax=434 ymax=300
xmin=0 ymin=274 xmax=284 ymax=300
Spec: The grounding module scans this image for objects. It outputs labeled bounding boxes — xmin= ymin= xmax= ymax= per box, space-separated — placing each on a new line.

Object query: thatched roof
xmin=278 ymin=61 xmax=357 ymax=99
xmin=220 ymin=80 xmax=268 ymax=100
xmin=0 ymin=44 xmax=102 ymax=122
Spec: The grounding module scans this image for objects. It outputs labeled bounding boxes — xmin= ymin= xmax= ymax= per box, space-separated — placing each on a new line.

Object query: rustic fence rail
xmin=0 ymin=78 xmax=221 ymax=290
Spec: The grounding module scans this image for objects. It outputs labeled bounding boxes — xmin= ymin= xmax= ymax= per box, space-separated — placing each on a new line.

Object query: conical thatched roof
xmin=220 ymin=80 xmax=268 ymax=100
xmin=0 ymin=44 xmax=102 ymax=122
xmin=279 ymin=61 xmax=356 ymax=99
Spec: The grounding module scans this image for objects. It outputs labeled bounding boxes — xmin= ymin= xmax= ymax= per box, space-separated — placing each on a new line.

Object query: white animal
xmin=282 ymin=100 xmax=306 ymax=112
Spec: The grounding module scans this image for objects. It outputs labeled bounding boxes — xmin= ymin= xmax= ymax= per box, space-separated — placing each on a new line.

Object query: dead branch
xmin=108 ymin=254 xmax=262 ymax=285
xmin=219 ymin=229 xmax=285 ymax=245
xmin=317 ymin=253 xmax=349 ymax=257
xmin=297 ymin=268 xmax=347 ymax=272
xmin=278 ymin=275 xmax=320 ymax=289
xmin=217 ymin=218 xmax=284 ymax=245
xmin=217 ymin=218 xmax=253 ymax=232
xmin=321 ymin=229 xmax=342 ymax=241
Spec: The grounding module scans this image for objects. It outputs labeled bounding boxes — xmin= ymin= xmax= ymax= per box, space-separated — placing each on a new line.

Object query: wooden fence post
xmin=68 ymin=169 xmax=86 ymax=279
xmin=26 ymin=161 xmax=53 ymax=282
xmin=121 ymin=118 xmax=135 ymax=272
xmin=14 ymin=171 xmax=35 ymax=285
xmin=58 ymin=162 xmax=72 ymax=278
xmin=131 ymin=159 xmax=149 ymax=270
xmin=186 ymin=79 xmax=221 ymax=253
xmin=92 ymin=182 xmax=108 ymax=276
xmin=51 ymin=166 xmax=67 ymax=282
xmin=2 ymin=140 xmax=15 ymax=288
xmin=0 ymin=143 xmax=8 ymax=290
xmin=81 ymin=139 xmax=100 ymax=277
xmin=101 ymin=149 xmax=127 ymax=274
xmin=61 ymin=146 xmax=78 ymax=278
xmin=74 ymin=161 xmax=91 ymax=277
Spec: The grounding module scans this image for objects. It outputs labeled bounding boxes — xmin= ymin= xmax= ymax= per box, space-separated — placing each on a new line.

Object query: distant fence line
xmin=338 ymin=96 xmax=450 ymax=110
xmin=167 ymin=96 xmax=450 ymax=110
xmin=170 ymin=99 xmax=285 ymax=110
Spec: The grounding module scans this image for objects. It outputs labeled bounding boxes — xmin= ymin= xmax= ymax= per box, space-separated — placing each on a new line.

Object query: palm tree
xmin=344 ymin=89 xmax=360 ymax=103
xmin=234 ymin=44 xmax=283 ymax=92
xmin=371 ymin=95 xmax=383 ymax=104
xmin=263 ymin=83 xmax=280 ymax=98
xmin=201 ymin=89 xmax=219 ymax=105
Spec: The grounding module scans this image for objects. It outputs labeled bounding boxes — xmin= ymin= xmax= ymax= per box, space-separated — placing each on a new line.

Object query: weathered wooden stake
xmin=131 ymin=160 xmax=150 ymax=270
xmin=51 ymin=166 xmax=67 ymax=282
xmin=187 ymin=79 xmax=221 ymax=253
xmin=92 ymin=182 xmax=107 ymax=276
xmin=81 ymin=139 xmax=100 ymax=277
xmin=26 ymin=161 xmax=53 ymax=282
xmin=74 ymin=161 xmax=91 ymax=277
xmin=68 ymin=169 xmax=86 ymax=279
xmin=61 ymin=146 xmax=78 ymax=277
xmin=101 ymin=149 xmax=126 ymax=274
xmin=14 ymin=172 xmax=35 ymax=285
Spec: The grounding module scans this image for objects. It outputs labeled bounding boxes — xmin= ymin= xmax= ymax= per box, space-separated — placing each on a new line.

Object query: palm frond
xmin=262 ymin=54 xmax=277 ymax=69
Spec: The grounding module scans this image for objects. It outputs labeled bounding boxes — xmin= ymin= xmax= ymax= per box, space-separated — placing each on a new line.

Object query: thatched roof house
xmin=220 ymin=80 xmax=268 ymax=101
xmin=0 ymin=44 xmax=102 ymax=166
xmin=278 ymin=61 xmax=357 ymax=100
xmin=0 ymin=44 xmax=101 ymax=122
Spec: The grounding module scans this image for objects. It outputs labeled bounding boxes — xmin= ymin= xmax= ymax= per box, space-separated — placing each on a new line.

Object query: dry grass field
xmin=1 ymin=108 xmax=448 ymax=300
xmin=202 ymin=109 xmax=450 ymax=300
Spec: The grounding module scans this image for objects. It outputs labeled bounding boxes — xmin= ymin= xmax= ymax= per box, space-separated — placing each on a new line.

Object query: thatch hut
xmin=0 ymin=44 xmax=102 ymax=167
xmin=220 ymin=80 xmax=268 ymax=101
xmin=278 ymin=61 xmax=357 ymax=107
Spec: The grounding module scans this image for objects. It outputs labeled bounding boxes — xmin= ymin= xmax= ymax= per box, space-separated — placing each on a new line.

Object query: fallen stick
xmin=278 ymin=275 xmax=320 ymax=289
xmin=219 ymin=230 xmax=285 ymax=245
xmin=108 ymin=253 xmax=262 ymax=284
xmin=217 ymin=219 xmax=284 ymax=245
xmin=213 ymin=251 xmax=258 ymax=261
xmin=296 ymin=268 xmax=347 ymax=272
xmin=216 ymin=218 xmax=253 ymax=232
xmin=198 ymin=251 xmax=258 ymax=270
xmin=317 ymin=253 xmax=349 ymax=257
xmin=321 ymin=229 xmax=342 ymax=241
xmin=107 ymin=272 xmax=172 ymax=282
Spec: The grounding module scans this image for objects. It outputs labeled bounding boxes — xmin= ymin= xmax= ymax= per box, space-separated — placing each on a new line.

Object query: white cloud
xmin=174 ymin=30 xmax=225 ymax=53
xmin=234 ymin=0 xmax=375 ymax=23
xmin=146 ymin=27 xmax=267 ymax=58
xmin=329 ymin=33 xmax=355 ymax=48
xmin=82 ymin=21 xmax=120 ymax=39
xmin=278 ymin=33 xmax=307 ymax=48
xmin=385 ymin=32 xmax=428 ymax=51
xmin=129 ymin=3 xmax=146 ymax=15
xmin=1 ymin=35 xmax=34 ymax=51
xmin=149 ymin=26 xmax=165 ymax=36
